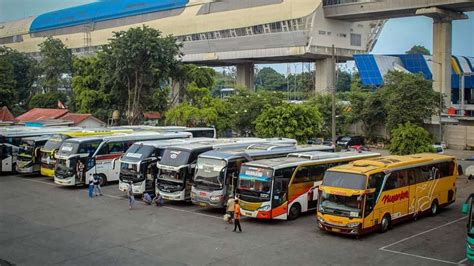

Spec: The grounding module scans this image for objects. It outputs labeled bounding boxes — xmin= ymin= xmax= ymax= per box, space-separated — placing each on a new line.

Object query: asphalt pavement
xmin=0 ymin=171 xmax=473 ymax=265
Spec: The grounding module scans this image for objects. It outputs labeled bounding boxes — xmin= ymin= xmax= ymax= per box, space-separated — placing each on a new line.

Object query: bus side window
xmin=294 ymin=167 xmax=309 ymax=184
xmin=383 ymin=173 xmax=398 ymax=191
xmin=309 ymin=165 xmax=326 ymax=182
xmin=418 ymin=166 xmax=432 ymax=183
xmin=368 ymin=173 xmax=384 ymax=197
xmin=408 ymin=169 xmax=417 ymax=185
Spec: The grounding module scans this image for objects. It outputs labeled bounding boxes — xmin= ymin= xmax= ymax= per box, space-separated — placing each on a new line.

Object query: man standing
xmin=226 ymin=195 xmax=235 ymax=224
xmin=233 ymin=199 xmax=242 ymax=233
xmin=93 ymin=175 xmax=103 ymax=196
xmin=127 ymin=182 xmax=135 ymax=210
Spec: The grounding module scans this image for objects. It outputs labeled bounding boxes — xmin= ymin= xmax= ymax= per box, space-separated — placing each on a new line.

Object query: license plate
xmin=199 ymin=202 xmax=207 ymax=207
xmin=332 ymin=228 xmax=341 ymax=232
xmin=163 ymin=195 xmax=171 ymax=200
xmin=242 ymin=211 xmax=252 ymax=216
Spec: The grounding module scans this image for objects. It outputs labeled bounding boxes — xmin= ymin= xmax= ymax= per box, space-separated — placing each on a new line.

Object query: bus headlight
xmin=210 ymin=195 xmax=222 ymax=202
xmin=317 ymin=216 xmax=326 ymax=224
xmin=257 ymin=205 xmax=271 ymax=211
xmin=347 ymin=222 xmax=361 ymax=228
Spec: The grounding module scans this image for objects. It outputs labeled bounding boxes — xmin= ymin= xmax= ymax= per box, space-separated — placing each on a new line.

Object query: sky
xmin=0 ymin=0 xmax=473 ymax=74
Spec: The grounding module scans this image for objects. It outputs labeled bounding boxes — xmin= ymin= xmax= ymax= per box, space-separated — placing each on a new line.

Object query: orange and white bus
xmin=317 ymin=154 xmax=458 ymax=235
xmin=237 ymin=151 xmax=380 ymax=220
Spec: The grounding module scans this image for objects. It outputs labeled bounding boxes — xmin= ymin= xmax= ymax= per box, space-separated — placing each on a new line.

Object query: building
xmin=354 ymin=54 xmax=474 ymax=119
xmin=0 ymin=106 xmax=16 ymax=126
xmin=15 ymin=108 xmax=105 ymax=128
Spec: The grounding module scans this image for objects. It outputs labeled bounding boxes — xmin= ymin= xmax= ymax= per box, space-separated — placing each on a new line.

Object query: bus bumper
xmin=41 ymin=167 xmax=55 ymax=177
xmin=16 ymin=165 xmax=33 ymax=174
xmin=119 ymin=181 xmax=129 ymax=192
xmin=466 ymin=237 xmax=474 ymax=261
xmin=54 ymin=175 xmax=76 ymax=186
xmin=159 ymin=190 xmax=186 ymax=201
xmin=132 ymin=181 xmax=146 ymax=195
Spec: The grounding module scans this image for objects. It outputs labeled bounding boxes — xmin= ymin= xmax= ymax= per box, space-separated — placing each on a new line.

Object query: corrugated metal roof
xmin=16 ymin=108 xmax=69 ymax=122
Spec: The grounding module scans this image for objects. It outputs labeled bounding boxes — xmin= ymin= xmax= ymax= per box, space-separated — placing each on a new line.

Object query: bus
xmin=156 ymin=138 xmax=297 ymax=201
xmin=54 ymin=131 xmax=192 ymax=186
xmin=191 ymin=145 xmax=334 ymax=209
xmin=111 ymin=126 xmax=216 ymax=138
xmin=40 ymin=129 xmax=133 ymax=177
xmin=118 ymin=138 xmax=215 ymax=195
xmin=16 ymin=135 xmax=51 ymax=174
xmin=238 ymin=151 xmax=380 ymax=220
xmin=462 ymin=194 xmax=474 ymax=262
xmin=317 ymin=154 xmax=458 ymax=235
xmin=0 ymin=126 xmax=80 ymax=173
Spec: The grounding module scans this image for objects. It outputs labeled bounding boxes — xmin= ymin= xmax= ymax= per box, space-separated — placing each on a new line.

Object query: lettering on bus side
xmin=381 ymin=191 xmax=409 ymax=204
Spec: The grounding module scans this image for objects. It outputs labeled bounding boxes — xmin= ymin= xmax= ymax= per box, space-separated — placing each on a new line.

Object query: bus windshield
xmin=57 ymin=141 xmax=99 ymax=157
xmin=42 ymin=135 xmax=67 ymax=151
xmin=160 ymin=149 xmax=190 ymax=167
xmin=194 ymin=158 xmax=226 ymax=187
xmin=238 ymin=166 xmax=273 ymax=201
xmin=322 ymin=171 xmax=367 ymax=190
xmin=319 ymin=192 xmax=363 ymax=218
xmin=19 ymin=140 xmax=34 ymax=158
xmin=123 ymin=144 xmax=155 ymax=163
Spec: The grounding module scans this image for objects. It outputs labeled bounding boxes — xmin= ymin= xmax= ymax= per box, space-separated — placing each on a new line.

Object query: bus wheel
xmin=99 ymin=174 xmax=107 ymax=186
xmin=430 ymin=200 xmax=439 ymax=216
xmin=379 ymin=214 xmax=391 ymax=233
xmin=288 ymin=203 xmax=301 ymax=220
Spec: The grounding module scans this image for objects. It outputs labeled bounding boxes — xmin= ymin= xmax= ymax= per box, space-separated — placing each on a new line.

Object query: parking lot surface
xmin=1 ymin=172 xmax=473 ymax=265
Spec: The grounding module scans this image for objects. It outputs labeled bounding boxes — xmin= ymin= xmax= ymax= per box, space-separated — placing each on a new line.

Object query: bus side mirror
xmin=458 ymin=165 xmax=464 ymax=176
xmin=462 ymin=203 xmax=469 ymax=214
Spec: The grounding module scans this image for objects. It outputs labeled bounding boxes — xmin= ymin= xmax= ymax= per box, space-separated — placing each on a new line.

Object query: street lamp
xmin=427 ymin=58 xmax=444 ymax=144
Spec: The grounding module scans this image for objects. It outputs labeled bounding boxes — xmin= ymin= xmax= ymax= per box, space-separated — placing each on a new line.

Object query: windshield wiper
xmin=195 ymin=178 xmax=221 ymax=187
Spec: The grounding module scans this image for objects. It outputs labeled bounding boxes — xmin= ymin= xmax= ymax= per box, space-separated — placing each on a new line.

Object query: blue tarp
xmin=30 ymin=0 xmax=188 ymax=33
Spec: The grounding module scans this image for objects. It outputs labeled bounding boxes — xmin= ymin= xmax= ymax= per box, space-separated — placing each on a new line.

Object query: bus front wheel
xmin=431 ymin=200 xmax=439 ymax=216
xmin=288 ymin=203 xmax=301 ymax=220
xmin=379 ymin=214 xmax=391 ymax=233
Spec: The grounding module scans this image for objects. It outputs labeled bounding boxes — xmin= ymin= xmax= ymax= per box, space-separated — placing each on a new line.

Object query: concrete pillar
xmin=432 ymin=18 xmax=453 ymax=108
xmin=236 ymin=63 xmax=255 ymax=91
xmin=315 ymin=58 xmax=334 ymax=94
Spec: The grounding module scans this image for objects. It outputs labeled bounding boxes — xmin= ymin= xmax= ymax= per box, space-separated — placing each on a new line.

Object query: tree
xmin=380 ymin=71 xmax=439 ymax=132
xmin=100 ymin=25 xmax=181 ymax=125
xmin=336 ymin=70 xmax=351 ymax=92
xmin=255 ymin=104 xmax=323 ymax=143
xmin=38 ymin=37 xmax=73 ymax=92
xmin=28 ymin=91 xmax=67 ymax=109
xmin=0 ymin=46 xmax=37 ymax=114
xmin=0 ymin=54 xmax=16 ymax=109
xmin=389 ymin=123 xmax=434 ymax=155
xmin=255 ymin=67 xmax=287 ymax=91
xmin=405 ymin=45 xmax=431 ymax=55
xmin=308 ymin=94 xmax=348 ymax=138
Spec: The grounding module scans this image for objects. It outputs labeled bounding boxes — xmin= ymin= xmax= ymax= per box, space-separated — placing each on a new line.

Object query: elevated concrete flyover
xmin=323 ymin=0 xmax=474 ymax=21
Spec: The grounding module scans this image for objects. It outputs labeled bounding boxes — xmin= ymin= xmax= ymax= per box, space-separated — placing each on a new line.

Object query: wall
xmin=426 ymin=124 xmax=474 ymax=150
xmin=77 ymin=118 xmax=105 ymax=129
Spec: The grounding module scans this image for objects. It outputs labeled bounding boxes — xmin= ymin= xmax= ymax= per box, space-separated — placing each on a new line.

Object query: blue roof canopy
xmin=30 ymin=0 xmax=189 ymax=33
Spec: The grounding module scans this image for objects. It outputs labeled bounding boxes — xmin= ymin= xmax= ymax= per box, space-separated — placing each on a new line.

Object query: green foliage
xmin=0 ymin=46 xmax=37 ymax=114
xmin=405 ymin=45 xmax=431 ymax=55
xmin=380 ymin=71 xmax=439 ymax=132
xmin=228 ymin=90 xmax=285 ymax=135
xmin=307 ymin=94 xmax=349 ymax=138
xmin=38 ymin=37 xmax=73 ymax=92
xmin=165 ymin=103 xmax=217 ymax=127
xmin=255 ymin=67 xmax=287 ymax=91
xmin=389 ymin=123 xmax=434 ymax=155
xmin=99 ymin=25 xmax=181 ymax=124
xmin=336 ymin=70 xmax=351 ymax=92
xmin=255 ymin=104 xmax=323 ymax=143
xmin=28 ymin=92 xmax=67 ymax=109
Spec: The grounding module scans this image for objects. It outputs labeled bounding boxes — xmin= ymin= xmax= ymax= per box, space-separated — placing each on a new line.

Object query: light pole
xmin=427 ymin=58 xmax=444 ymax=144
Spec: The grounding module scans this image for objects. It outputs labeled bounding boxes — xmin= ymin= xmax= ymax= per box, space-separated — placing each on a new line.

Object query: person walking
xmin=233 ymin=199 xmax=242 ymax=233
xmin=88 ymin=175 xmax=94 ymax=198
xmin=127 ymin=182 xmax=135 ymax=210
xmin=93 ymin=175 xmax=103 ymax=196
xmin=226 ymin=195 xmax=235 ymax=224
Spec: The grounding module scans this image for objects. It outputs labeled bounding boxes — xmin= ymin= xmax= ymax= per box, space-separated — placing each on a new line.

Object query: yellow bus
xmin=317 ymin=154 xmax=458 ymax=235
xmin=40 ymin=130 xmax=132 ymax=177
xmin=237 ymin=151 xmax=380 ymax=220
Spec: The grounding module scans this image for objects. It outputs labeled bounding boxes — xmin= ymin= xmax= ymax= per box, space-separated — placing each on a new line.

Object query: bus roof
xmin=198 ymin=145 xmax=334 ymax=161
xmin=0 ymin=127 xmax=81 ymax=138
xmin=132 ymin=138 xmax=215 ymax=148
xmin=163 ymin=138 xmax=297 ymax=152
xmin=20 ymin=135 xmax=54 ymax=142
xmin=327 ymin=153 xmax=456 ymax=175
xmin=63 ymin=131 xmax=191 ymax=143
xmin=242 ymin=151 xmax=381 ymax=169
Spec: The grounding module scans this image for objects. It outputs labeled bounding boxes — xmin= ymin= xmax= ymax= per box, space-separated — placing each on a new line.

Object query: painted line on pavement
xmin=379 ymin=216 xmax=468 ymax=265
xmin=458 ymin=258 xmax=468 ymax=264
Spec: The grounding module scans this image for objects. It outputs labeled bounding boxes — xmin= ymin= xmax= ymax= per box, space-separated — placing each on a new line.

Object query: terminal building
xmin=0 ymin=0 xmax=382 ymax=91
xmin=354 ymin=54 xmax=474 ymax=119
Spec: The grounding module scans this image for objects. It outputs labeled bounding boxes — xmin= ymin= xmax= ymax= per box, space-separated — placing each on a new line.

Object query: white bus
xmin=111 ymin=126 xmax=217 ymax=138
xmin=54 ymin=131 xmax=192 ymax=186
xmin=16 ymin=135 xmax=51 ymax=174
xmin=191 ymin=145 xmax=334 ymax=209
xmin=156 ymin=138 xmax=297 ymax=201
xmin=0 ymin=126 xmax=80 ymax=172
xmin=119 ymin=138 xmax=216 ymax=195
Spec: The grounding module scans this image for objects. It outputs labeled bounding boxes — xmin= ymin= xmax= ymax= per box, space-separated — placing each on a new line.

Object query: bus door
xmin=271 ymin=176 xmax=288 ymax=220
xmin=364 ymin=172 xmax=384 ymax=229
xmin=382 ymin=171 xmax=409 ymax=219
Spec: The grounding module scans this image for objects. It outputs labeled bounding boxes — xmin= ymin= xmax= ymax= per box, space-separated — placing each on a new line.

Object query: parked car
xmin=336 ymin=136 xmax=365 ymax=149
xmin=432 ymin=145 xmax=445 ymax=154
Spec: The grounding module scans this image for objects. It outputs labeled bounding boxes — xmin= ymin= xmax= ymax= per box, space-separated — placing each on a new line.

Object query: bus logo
xmin=382 ymin=191 xmax=409 ymax=204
